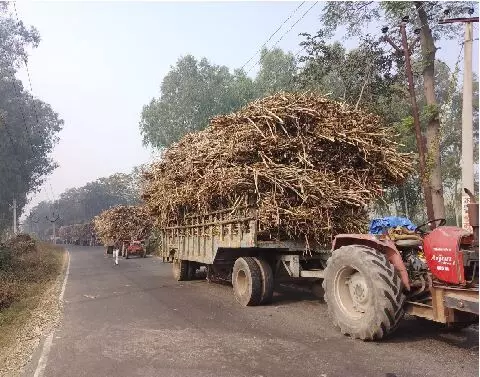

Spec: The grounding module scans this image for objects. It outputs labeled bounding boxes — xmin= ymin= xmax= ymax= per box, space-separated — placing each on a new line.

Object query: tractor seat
xmin=394 ymin=238 xmax=422 ymax=248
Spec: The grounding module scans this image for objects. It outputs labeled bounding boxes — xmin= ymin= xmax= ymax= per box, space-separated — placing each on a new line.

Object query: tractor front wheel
xmin=323 ymin=245 xmax=405 ymax=340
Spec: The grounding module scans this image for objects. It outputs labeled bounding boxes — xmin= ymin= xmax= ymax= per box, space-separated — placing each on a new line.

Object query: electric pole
xmin=381 ymin=17 xmax=436 ymax=224
xmin=9 ymin=198 xmax=18 ymax=235
xmin=439 ymin=10 xmax=479 ymax=231
xmin=30 ymin=215 xmax=40 ymax=237
xmin=46 ymin=213 xmax=60 ymax=243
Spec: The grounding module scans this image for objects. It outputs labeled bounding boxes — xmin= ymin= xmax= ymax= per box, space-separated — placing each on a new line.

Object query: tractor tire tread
xmin=323 ymin=245 xmax=405 ymax=341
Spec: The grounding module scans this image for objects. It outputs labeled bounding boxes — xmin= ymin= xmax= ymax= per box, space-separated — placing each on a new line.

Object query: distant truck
xmin=158 ymin=203 xmax=479 ymax=340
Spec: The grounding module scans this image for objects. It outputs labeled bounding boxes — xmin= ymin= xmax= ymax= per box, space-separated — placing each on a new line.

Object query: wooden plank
xmin=405 ymin=301 xmax=435 ymax=321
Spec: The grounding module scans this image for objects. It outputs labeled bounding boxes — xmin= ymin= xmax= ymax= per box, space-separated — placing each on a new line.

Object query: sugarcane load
xmin=93 ymin=205 xmax=153 ymax=245
xmin=142 ymin=92 xmax=413 ymax=246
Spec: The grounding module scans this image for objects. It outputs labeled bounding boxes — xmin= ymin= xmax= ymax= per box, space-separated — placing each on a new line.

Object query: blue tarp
xmin=369 ymin=216 xmax=416 ymax=235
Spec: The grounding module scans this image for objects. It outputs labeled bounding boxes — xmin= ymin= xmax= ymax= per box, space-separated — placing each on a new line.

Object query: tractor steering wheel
xmin=415 ymin=218 xmax=446 ymax=234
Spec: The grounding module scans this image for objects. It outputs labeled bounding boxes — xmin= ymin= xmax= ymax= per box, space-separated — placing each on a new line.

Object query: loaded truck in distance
xmin=158 ymin=195 xmax=479 ymax=341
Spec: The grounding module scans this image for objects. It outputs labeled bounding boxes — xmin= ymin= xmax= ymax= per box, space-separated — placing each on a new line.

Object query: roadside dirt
xmin=0 ymin=250 xmax=68 ymax=377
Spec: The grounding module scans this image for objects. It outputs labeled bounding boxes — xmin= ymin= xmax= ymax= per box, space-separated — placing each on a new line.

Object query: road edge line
xmin=33 ymin=249 xmax=70 ymax=377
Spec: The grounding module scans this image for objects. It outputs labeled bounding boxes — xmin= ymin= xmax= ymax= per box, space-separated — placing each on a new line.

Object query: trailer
xmin=160 ymin=205 xmax=334 ymax=304
xmin=159 ymin=202 xmax=479 ymax=340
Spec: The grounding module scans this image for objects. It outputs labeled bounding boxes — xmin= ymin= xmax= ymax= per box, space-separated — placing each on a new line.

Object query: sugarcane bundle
xmin=58 ymin=225 xmax=71 ymax=239
xmin=142 ymin=92 xmax=413 ymax=245
xmin=81 ymin=221 xmax=94 ymax=239
xmin=93 ymin=205 xmax=153 ymax=244
xmin=71 ymin=224 xmax=84 ymax=240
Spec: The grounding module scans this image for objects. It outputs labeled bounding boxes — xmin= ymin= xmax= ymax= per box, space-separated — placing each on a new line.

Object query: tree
xmin=139 ymin=55 xmax=255 ymax=149
xmin=320 ymin=1 xmax=475 ymax=219
xmin=139 ymin=49 xmax=300 ymax=149
xmin=297 ymin=33 xmax=402 ymax=118
xmin=255 ymin=47 xmax=297 ymax=95
xmin=23 ymin=170 xmax=142 ymax=239
xmin=0 ymin=3 xmax=40 ymax=69
xmin=0 ymin=5 xmax=62 ymax=235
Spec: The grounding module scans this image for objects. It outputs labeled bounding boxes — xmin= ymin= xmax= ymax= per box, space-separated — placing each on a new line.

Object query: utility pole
xmin=30 ymin=215 xmax=40 ymax=237
xmin=46 ymin=213 xmax=60 ymax=243
xmin=9 ymin=198 xmax=18 ymax=235
xmin=381 ymin=17 xmax=436 ymax=224
xmin=13 ymin=198 xmax=17 ymax=235
xmin=439 ymin=10 xmax=479 ymax=231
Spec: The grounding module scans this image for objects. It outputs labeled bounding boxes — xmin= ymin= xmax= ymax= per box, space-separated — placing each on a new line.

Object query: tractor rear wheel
xmin=232 ymin=257 xmax=262 ymax=306
xmin=323 ymin=245 xmax=405 ymax=340
xmin=173 ymin=259 xmax=189 ymax=281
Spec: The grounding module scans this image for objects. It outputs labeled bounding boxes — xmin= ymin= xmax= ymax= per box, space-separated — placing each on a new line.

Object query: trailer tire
xmin=232 ymin=257 xmax=262 ymax=306
xmin=323 ymin=245 xmax=405 ymax=340
xmin=173 ymin=259 xmax=189 ymax=281
xmin=253 ymin=257 xmax=274 ymax=305
xmin=188 ymin=262 xmax=198 ymax=280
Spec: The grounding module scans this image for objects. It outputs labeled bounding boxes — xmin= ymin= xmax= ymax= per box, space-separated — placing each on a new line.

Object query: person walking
xmin=113 ymin=240 xmax=121 ymax=266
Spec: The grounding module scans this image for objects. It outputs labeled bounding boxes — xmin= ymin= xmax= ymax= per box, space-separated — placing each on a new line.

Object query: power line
xmin=240 ymin=2 xmax=306 ymax=71
xmin=246 ymin=1 xmax=319 ymax=75
xmin=271 ymin=2 xmax=319 ymax=52
xmin=9 ymin=76 xmax=36 ymax=156
xmin=12 ymin=1 xmax=40 ymax=155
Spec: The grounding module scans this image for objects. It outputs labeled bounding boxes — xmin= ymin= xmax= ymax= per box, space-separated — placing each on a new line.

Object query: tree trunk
xmin=403 ymin=185 xmax=409 ymax=219
xmin=416 ymin=2 xmax=445 ymax=219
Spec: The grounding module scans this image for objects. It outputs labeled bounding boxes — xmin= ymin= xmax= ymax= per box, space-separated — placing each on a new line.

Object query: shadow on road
xmin=384 ymin=316 xmax=479 ymax=349
xmin=271 ymin=283 xmax=320 ymax=305
xmin=266 ymin=283 xmax=479 ymax=350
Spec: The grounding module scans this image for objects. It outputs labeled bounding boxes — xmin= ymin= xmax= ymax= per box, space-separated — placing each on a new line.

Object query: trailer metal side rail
xmin=160 ymin=206 xmax=258 ymax=264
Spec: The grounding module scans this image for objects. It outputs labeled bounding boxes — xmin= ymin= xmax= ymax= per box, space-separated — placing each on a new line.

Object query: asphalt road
xmin=26 ymin=246 xmax=478 ymax=377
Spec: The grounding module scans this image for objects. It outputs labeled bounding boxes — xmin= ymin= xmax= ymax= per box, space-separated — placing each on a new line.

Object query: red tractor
xmin=323 ymin=189 xmax=479 ymax=340
xmin=122 ymin=240 xmax=147 ymax=259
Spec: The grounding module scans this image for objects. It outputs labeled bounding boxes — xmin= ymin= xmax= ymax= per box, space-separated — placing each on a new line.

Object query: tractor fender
xmin=332 ymin=234 xmax=410 ymax=291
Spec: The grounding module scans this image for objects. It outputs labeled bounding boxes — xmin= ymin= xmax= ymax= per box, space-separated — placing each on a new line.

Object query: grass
xmin=0 ymin=237 xmax=65 ymax=351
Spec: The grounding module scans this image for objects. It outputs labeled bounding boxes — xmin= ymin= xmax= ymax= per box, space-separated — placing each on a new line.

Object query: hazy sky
xmin=15 ymin=1 xmax=478 ymax=219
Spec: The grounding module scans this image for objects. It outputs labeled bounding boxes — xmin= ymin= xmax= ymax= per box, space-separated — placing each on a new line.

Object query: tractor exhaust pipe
xmin=464 ymin=188 xmax=479 ymax=248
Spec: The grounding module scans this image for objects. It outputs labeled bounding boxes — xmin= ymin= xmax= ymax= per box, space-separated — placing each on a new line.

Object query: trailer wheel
xmin=173 ymin=259 xmax=189 ymax=281
xmin=232 ymin=257 xmax=262 ymax=306
xmin=188 ymin=262 xmax=198 ymax=280
xmin=323 ymin=245 xmax=405 ymax=340
xmin=253 ymin=257 xmax=274 ymax=305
